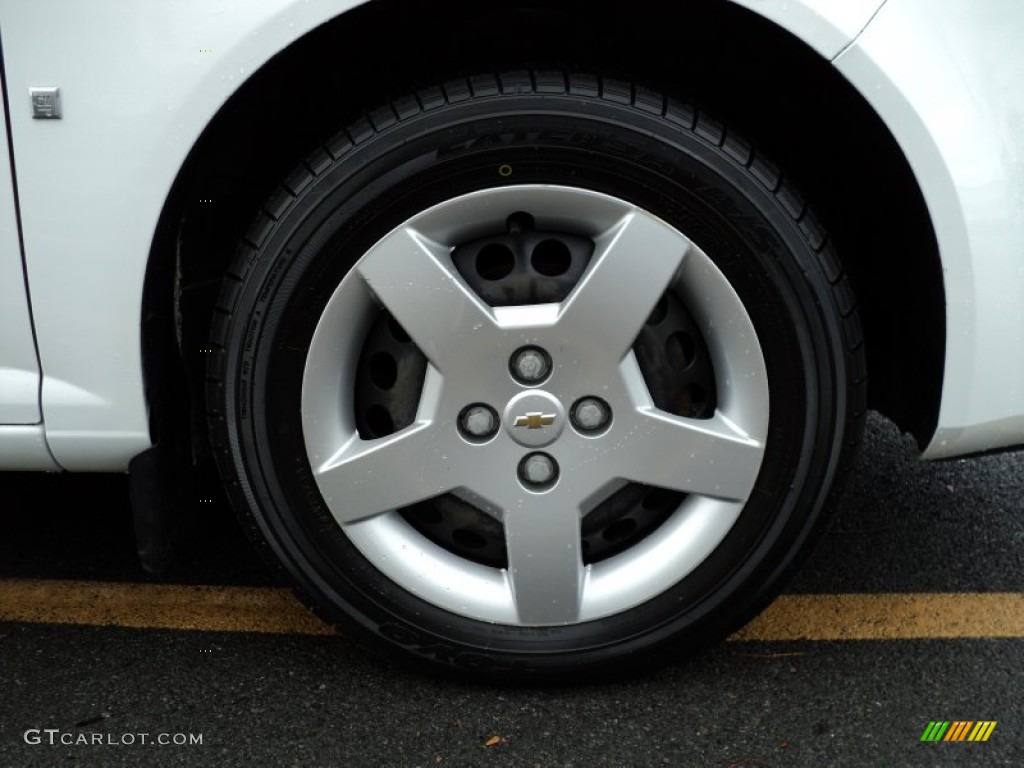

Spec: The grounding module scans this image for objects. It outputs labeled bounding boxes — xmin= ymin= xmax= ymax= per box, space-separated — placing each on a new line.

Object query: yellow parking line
xmin=0 ymin=579 xmax=334 ymax=636
xmin=728 ymin=593 xmax=1024 ymax=641
xmin=0 ymin=579 xmax=1022 ymax=640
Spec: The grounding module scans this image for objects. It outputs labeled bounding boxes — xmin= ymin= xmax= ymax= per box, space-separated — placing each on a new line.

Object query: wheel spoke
xmin=313 ymin=421 xmax=459 ymax=525
xmin=557 ymin=211 xmax=691 ymax=360
xmin=503 ymin=489 xmax=585 ymax=624
xmin=618 ymin=409 xmax=764 ymax=502
xmin=356 ymin=226 xmax=498 ymax=373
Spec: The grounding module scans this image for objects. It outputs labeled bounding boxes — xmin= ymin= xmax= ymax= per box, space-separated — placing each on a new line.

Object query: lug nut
xmin=572 ymin=397 xmax=611 ymax=432
xmin=519 ymin=452 xmax=558 ymax=488
xmin=510 ymin=346 xmax=551 ymax=384
xmin=459 ymin=404 xmax=498 ymax=439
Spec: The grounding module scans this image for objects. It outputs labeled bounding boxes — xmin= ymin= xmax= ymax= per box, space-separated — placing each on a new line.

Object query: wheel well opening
xmin=143 ymin=0 xmax=944 ymax=464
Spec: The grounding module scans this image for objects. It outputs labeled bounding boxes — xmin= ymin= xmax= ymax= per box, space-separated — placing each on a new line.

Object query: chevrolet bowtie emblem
xmin=513 ymin=412 xmax=556 ymax=429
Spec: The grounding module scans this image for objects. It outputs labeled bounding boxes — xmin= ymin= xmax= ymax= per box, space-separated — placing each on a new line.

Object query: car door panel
xmin=0 ymin=90 xmax=41 ymax=425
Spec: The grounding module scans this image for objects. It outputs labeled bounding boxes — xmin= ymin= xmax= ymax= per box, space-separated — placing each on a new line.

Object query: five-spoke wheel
xmin=303 ymin=185 xmax=768 ymax=626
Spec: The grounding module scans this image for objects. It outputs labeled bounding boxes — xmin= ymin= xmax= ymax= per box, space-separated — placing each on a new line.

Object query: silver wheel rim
xmin=301 ymin=185 xmax=769 ymax=626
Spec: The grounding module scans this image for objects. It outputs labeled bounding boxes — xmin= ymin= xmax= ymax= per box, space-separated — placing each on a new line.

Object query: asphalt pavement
xmin=0 ymin=413 xmax=1022 ymax=767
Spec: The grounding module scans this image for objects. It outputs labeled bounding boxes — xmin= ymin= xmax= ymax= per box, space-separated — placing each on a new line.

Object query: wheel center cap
xmin=503 ymin=391 xmax=565 ymax=447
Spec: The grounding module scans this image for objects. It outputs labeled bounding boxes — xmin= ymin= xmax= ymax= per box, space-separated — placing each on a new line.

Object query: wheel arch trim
xmin=729 ymin=0 xmax=887 ymax=59
xmin=2 ymin=0 xmax=368 ymax=470
xmin=834 ymin=0 xmax=1024 ymax=457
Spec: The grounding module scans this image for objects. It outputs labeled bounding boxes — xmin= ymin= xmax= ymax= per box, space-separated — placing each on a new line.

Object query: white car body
xmin=1 ymin=0 xmax=1023 ymax=471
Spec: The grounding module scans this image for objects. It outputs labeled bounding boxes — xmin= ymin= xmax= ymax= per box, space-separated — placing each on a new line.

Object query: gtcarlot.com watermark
xmin=24 ymin=729 xmax=202 ymax=747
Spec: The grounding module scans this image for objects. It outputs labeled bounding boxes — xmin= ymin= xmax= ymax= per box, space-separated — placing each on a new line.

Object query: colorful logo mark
xmin=920 ymin=721 xmax=997 ymax=742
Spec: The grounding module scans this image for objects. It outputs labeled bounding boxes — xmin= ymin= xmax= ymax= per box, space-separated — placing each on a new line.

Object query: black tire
xmin=207 ymin=72 xmax=865 ymax=682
